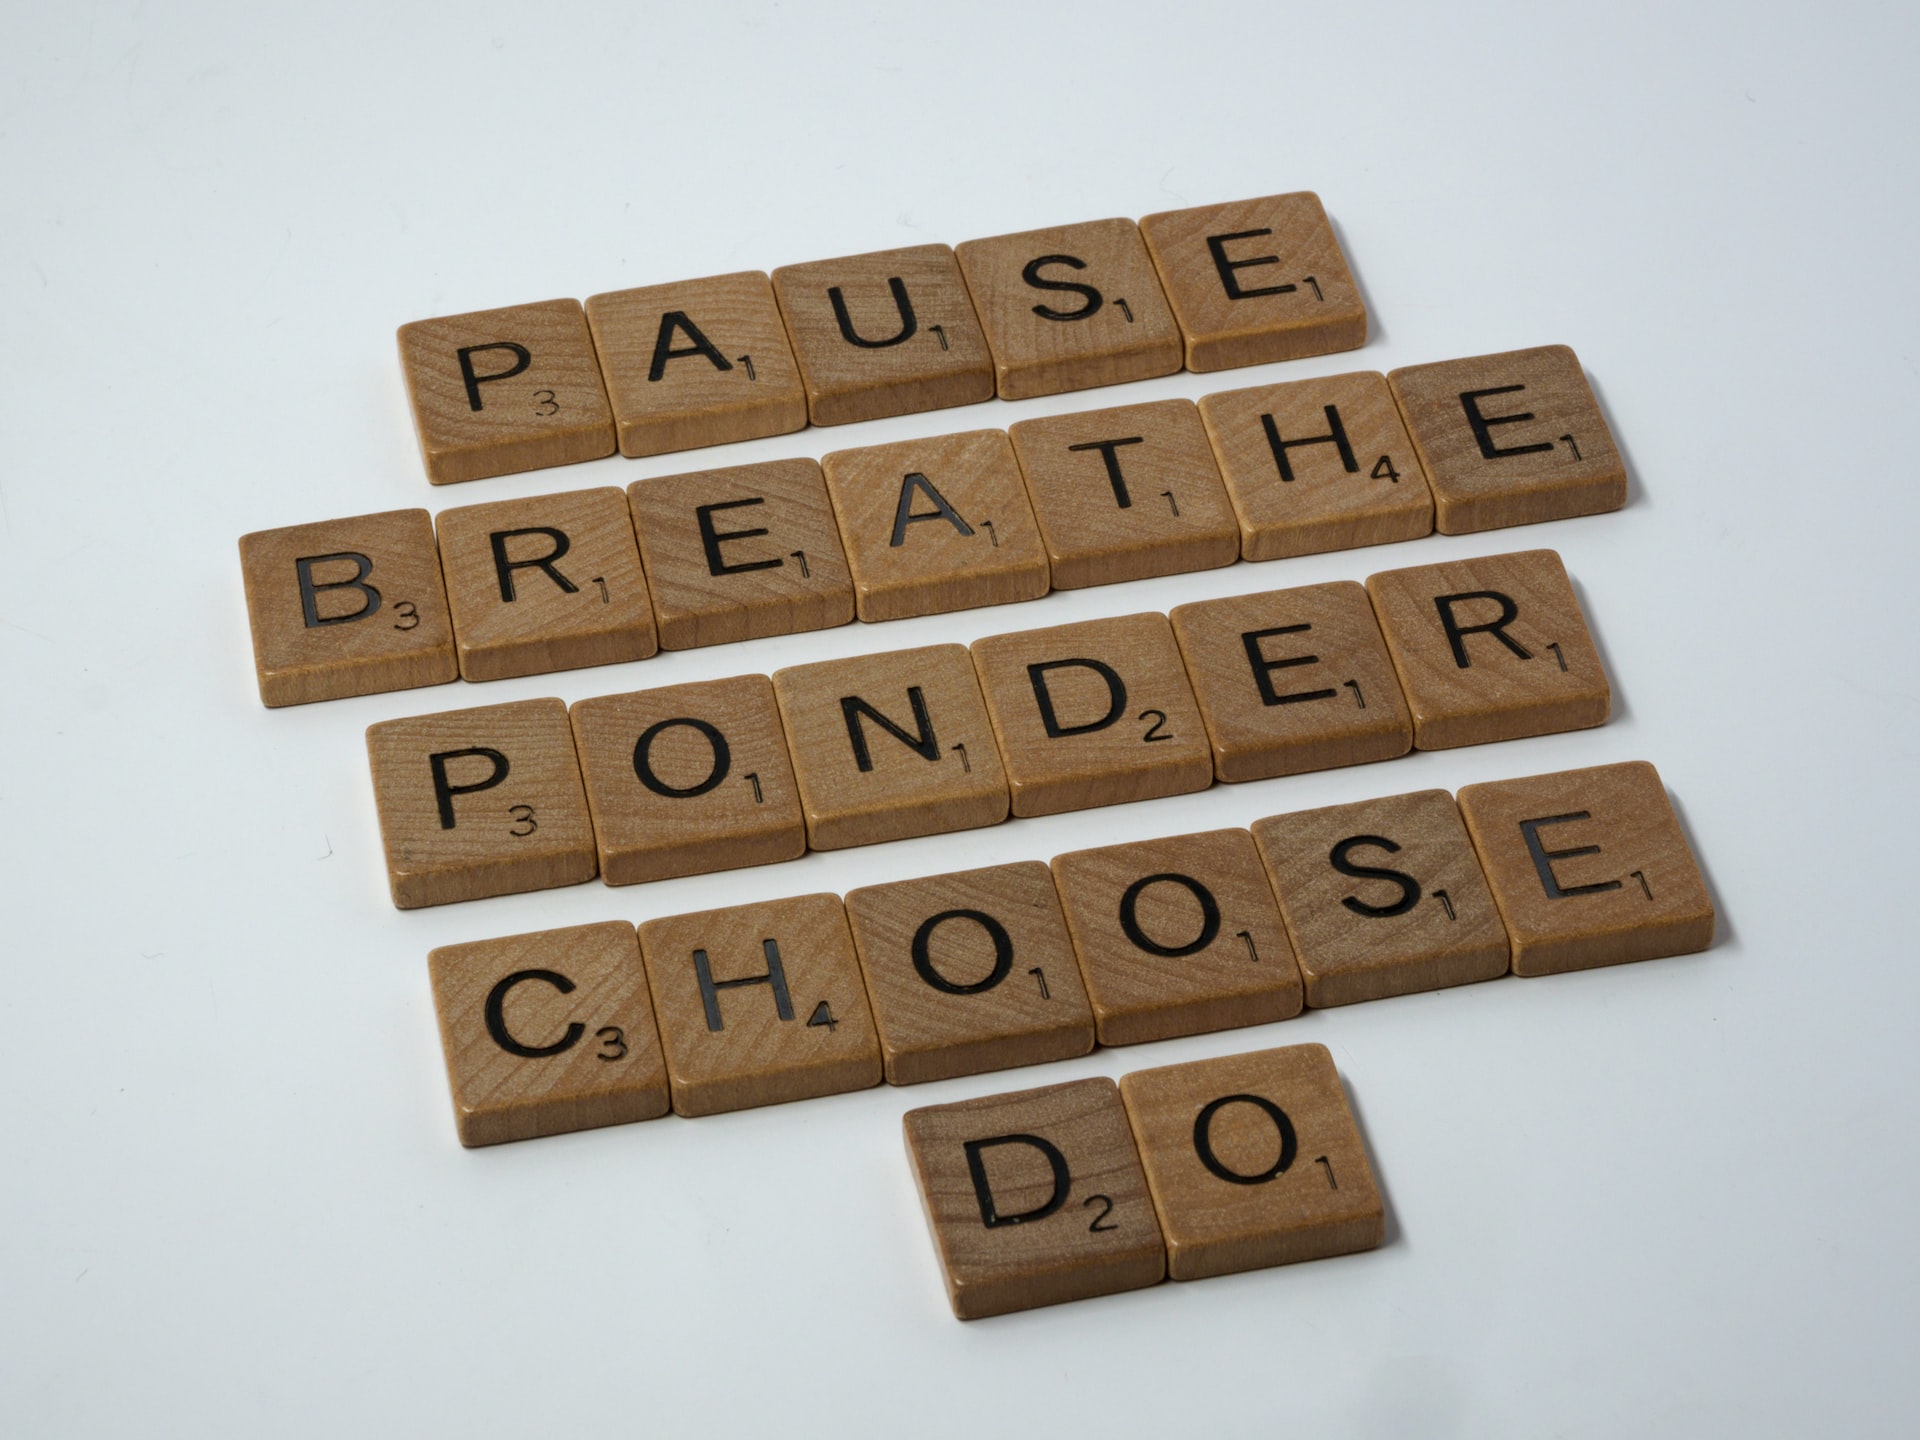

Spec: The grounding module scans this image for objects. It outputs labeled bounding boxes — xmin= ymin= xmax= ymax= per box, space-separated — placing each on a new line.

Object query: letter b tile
xmin=903 ymin=1077 xmax=1165 ymax=1319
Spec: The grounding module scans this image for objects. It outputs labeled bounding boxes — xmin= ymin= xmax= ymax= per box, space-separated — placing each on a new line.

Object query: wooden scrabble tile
xmin=1006 ymin=399 xmax=1240 ymax=589
xmin=1251 ymin=789 xmax=1509 ymax=1007
xmin=435 ymin=486 xmax=658 ymax=682
xmin=397 ymin=299 xmax=615 ymax=484
xmin=1197 ymin=371 xmax=1433 ymax=561
xmin=1168 ymin=582 xmax=1412 ymax=783
xmin=1387 ymin=345 xmax=1626 ymax=532
xmin=771 ymin=244 xmax=994 ymax=425
xmin=954 ymin=218 xmax=1182 ymax=400
xmin=628 ymin=458 xmax=855 ymax=650
xmin=821 ymin=430 xmax=1050 ymax=622
xmin=1456 ymin=761 xmax=1714 ymax=977
xmin=637 ymin=893 xmax=881 ymax=1116
xmin=1118 ymin=1044 xmax=1383 ymax=1281
xmin=1138 ymin=192 xmax=1367 ymax=372
xmin=845 ymin=862 xmax=1095 ymax=1086
xmin=569 ymin=674 xmax=805 ymax=886
xmin=903 ymin=1077 xmax=1165 ymax=1318
xmin=772 ymin=643 xmax=1010 ymax=850
xmin=585 ymin=271 xmax=807 ymax=457
xmin=366 ymin=697 xmax=597 ymax=908
xmin=1051 ymin=829 xmax=1303 ymax=1046
xmin=1365 ymin=549 xmax=1610 ymax=750
xmin=239 ymin=508 xmax=457 ymax=707
xmin=427 ymin=921 xmax=669 ymax=1147
xmin=970 ymin=613 xmax=1213 ymax=818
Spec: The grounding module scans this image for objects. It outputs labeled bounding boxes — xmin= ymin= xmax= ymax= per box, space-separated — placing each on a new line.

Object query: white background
xmin=3 ymin=2 xmax=1915 ymax=1434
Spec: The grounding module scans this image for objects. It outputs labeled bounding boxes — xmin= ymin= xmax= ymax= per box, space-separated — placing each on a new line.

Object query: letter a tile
xmin=366 ymin=697 xmax=597 ymax=908
xmin=1456 ymin=761 xmax=1714 ymax=976
xmin=903 ymin=1077 xmax=1165 ymax=1318
xmin=1365 ymin=548 xmax=1610 ymax=750
xmin=239 ymin=508 xmax=457 ymax=707
xmin=637 ymin=894 xmax=882 ymax=1116
xmin=1119 ymin=1044 xmax=1384 ymax=1281
xmin=428 ymin=921 xmax=669 ymax=1147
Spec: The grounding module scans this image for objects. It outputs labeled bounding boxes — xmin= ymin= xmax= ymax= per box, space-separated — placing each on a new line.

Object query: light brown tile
xmin=971 ymin=613 xmax=1212 ymax=818
xmin=772 ymin=643 xmax=1010 ymax=849
xmin=1138 ymin=192 xmax=1367 ymax=372
xmin=637 ymin=893 xmax=882 ymax=1116
xmin=435 ymin=486 xmax=658 ymax=682
xmin=1119 ymin=1044 xmax=1383 ymax=1281
xmin=569 ymin=674 xmax=805 ymax=886
xmin=366 ymin=697 xmax=597 ymax=908
xmin=1456 ymin=761 xmax=1714 ymax=977
xmin=1252 ymin=789 xmax=1509 ymax=1007
xmin=1051 ymin=829 xmax=1303 ymax=1046
xmin=1198 ymin=371 xmax=1433 ymax=560
xmin=629 ymin=458 xmax=855 ymax=650
xmin=1169 ymin=582 xmax=1412 ymax=783
xmin=585 ymin=271 xmax=807 ymax=458
xmin=1007 ymin=399 xmax=1240 ymax=589
xmin=239 ymin=508 xmax=457 ymax=707
xmin=397 ymin=299 xmax=615 ymax=484
xmin=821 ymin=430 xmax=1050 ymax=622
xmin=771 ymin=244 xmax=994 ymax=425
xmin=1387 ymin=345 xmax=1626 ymax=533
xmin=845 ymin=862 xmax=1095 ymax=1086
xmin=903 ymin=1077 xmax=1165 ymax=1319
xmin=954 ymin=218 xmax=1182 ymax=400
xmin=428 ymin=921 xmax=669 ymax=1147
xmin=1365 ymin=548 xmax=1610 ymax=750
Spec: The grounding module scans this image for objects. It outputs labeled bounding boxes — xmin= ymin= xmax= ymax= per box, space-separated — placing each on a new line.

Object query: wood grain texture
xmin=1138 ymin=193 xmax=1366 ymax=372
xmin=821 ymin=429 xmax=1050 ymax=623
xmin=1050 ymin=829 xmax=1303 ymax=1047
xmin=569 ymin=674 xmax=805 ymax=886
xmin=239 ymin=508 xmax=457 ymax=707
xmin=629 ymin=458 xmax=855 ymax=651
xmin=1251 ymin=789 xmax=1510 ymax=1007
xmin=1169 ymin=581 xmax=1412 ymax=783
xmin=1119 ymin=1044 xmax=1383 ymax=1281
xmin=1456 ymin=761 xmax=1714 ymax=977
xmin=1365 ymin=548 xmax=1611 ymax=750
xmin=771 ymin=244 xmax=994 ymax=425
xmin=636 ymin=893 xmax=881 ymax=1116
xmin=845 ymin=862 xmax=1094 ymax=1086
xmin=428 ymin=921 xmax=669 ymax=1147
xmin=954 ymin=218 xmax=1181 ymax=399
xmin=1387 ymin=345 xmax=1626 ymax=533
xmin=366 ymin=697 xmax=597 ymax=908
xmin=903 ymin=1077 xmax=1165 ymax=1319
xmin=435 ymin=486 xmax=658 ymax=682
xmin=772 ymin=643 xmax=1010 ymax=849
xmin=397 ymin=298 xmax=615 ymax=484
xmin=1007 ymin=398 xmax=1239 ymax=588
xmin=970 ymin=612 xmax=1212 ymax=818
xmin=1198 ymin=370 xmax=1433 ymax=560
xmin=585 ymin=271 xmax=806 ymax=457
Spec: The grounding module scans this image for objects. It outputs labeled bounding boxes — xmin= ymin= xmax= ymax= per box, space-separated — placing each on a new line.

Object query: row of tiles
xmin=429 ymin=757 xmax=1715 ymax=1150
xmin=245 ymin=344 xmax=1625 ymax=708
xmin=370 ymin=548 xmax=1614 ymax=908
xmin=398 ymin=192 xmax=1375 ymax=484
xmin=905 ymin=1050 xmax=1380 ymax=1319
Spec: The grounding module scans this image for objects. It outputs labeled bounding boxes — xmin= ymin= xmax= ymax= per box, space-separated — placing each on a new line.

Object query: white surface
xmin=3 ymin=2 xmax=1916 ymax=1434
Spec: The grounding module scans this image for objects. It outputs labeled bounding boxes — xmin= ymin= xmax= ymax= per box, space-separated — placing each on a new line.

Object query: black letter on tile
xmin=829 ymin=277 xmax=917 ymax=348
xmin=296 ymin=552 xmax=381 ymax=627
xmin=964 ymin=1134 xmax=1071 ymax=1227
xmin=457 ymin=342 xmax=532 ymax=411
xmin=1027 ymin=659 xmax=1127 ymax=738
xmin=1118 ymin=873 xmax=1221 ymax=957
xmin=490 ymin=527 xmax=579 ymax=602
xmin=890 ymin=472 xmax=974 ymax=545
xmin=648 ymin=310 xmax=734 ymax=381
xmin=1023 ymin=254 xmax=1104 ymax=322
xmin=1520 ymin=812 xmax=1623 ymax=899
xmin=484 ymin=969 xmax=585 ymax=1058
xmin=912 ymin=909 xmax=1015 ymax=995
xmin=1242 ymin=624 xmax=1338 ymax=706
xmin=1433 ymin=591 xmax=1530 ymax=668
xmin=694 ymin=938 xmax=795 ymax=1031
xmin=429 ymin=746 xmax=510 ymax=829
xmin=633 ymin=717 xmax=732 ymax=799
xmin=1329 ymin=835 xmax=1421 ymax=918
xmin=841 ymin=687 xmax=940 ymax=771
xmin=1260 ymin=406 xmax=1358 ymax=482
xmin=697 ymin=498 xmax=784 ymax=576
xmin=1066 ymin=436 xmax=1145 ymax=508
xmin=1193 ymin=1093 xmax=1297 ymax=1185
xmin=1459 ymin=386 xmax=1555 ymax=460
xmin=1206 ymin=229 xmax=1295 ymax=300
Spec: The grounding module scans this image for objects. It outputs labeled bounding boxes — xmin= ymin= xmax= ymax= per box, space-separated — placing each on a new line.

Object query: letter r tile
xmin=903 ymin=1077 xmax=1165 ymax=1318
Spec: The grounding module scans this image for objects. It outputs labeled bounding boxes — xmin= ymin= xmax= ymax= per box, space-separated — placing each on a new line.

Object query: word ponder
xmin=426 ymin=758 xmax=1715 ymax=1148
xmin=240 ymin=345 xmax=1625 ymax=706
xmin=394 ymin=193 xmax=1373 ymax=484
xmin=905 ymin=1047 xmax=1383 ymax=1318
xmin=370 ymin=549 xmax=1611 ymax=908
